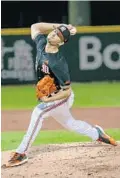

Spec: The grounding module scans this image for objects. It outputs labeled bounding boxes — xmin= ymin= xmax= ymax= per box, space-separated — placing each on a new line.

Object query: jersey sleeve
xmin=34 ymin=34 xmax=47 ymax=50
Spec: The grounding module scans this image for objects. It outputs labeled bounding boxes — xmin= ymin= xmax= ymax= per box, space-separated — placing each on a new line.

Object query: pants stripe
xmin=24 ymin=98 xmax=68 ymax=152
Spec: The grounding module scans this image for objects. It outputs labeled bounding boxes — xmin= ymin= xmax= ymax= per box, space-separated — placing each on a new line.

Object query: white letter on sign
xmin=79 ymin=36 xmax=102 ymax=70
xmin=103 ymin=44 xmax=120 ymax=70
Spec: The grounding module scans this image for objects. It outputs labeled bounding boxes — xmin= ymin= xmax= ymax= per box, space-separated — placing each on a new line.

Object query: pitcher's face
xmin=47 ymin=30 xmax=63 ymax=46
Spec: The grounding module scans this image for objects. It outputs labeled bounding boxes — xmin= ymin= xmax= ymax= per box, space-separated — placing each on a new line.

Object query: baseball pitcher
xmin=4 ymin=22 xmax=117 ymax=167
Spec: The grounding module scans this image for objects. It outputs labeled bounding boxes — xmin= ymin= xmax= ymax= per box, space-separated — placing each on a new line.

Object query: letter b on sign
xmin=79 ymin=36 xmax=102 ymax=70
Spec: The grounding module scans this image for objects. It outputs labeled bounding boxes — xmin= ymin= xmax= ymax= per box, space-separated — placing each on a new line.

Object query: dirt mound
xmin=2 ymin=142 xmax=120 ymax=178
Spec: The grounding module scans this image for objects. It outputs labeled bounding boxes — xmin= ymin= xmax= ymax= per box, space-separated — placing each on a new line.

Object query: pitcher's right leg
xmin=16 ymin=106 xmax=44 ymax=154
xmin=4 ymin=103 xmax=50 ymax=168
xmin=3 ymin=99 xmax=68 ymax=168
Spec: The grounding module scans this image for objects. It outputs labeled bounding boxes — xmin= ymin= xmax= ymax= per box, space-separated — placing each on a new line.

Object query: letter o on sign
xmin=103 ymin=44 xmax=120 ymax=70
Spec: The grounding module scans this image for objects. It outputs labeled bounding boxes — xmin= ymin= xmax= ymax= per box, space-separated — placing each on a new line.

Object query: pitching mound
xmin=1 ymin=142 xmax=120 ymax=178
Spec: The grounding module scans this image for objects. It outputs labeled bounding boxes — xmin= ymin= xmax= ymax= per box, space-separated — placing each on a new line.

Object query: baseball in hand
xmin=70 ymin=27 xmax=77 ymax=35
xmin=67 ymin=24 xmax=77 ymax=35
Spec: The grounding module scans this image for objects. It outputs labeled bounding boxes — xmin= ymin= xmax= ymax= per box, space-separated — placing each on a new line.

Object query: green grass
xmin=72 ymin=82 xmax=120 ymax=107
xmin=1 ymin=129 xmax=120 ymax=151
xmin=1 ymin=82 xmax=120 ymax=110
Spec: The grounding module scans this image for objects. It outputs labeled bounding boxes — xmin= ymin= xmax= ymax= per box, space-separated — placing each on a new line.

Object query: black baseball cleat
xmin=2 ymin=152 xmax=28 ymax=168
xmin=95 ymin=125 xmax=117 ymax=146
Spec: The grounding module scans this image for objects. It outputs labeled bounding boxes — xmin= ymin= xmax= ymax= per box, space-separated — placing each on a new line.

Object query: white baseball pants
xmin=16 ymin=91 xmax=99 ymax=154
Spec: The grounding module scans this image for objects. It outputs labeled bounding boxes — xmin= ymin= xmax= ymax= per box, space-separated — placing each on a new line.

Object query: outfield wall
xmin=1 ymin=26 xmax=120 ymax=85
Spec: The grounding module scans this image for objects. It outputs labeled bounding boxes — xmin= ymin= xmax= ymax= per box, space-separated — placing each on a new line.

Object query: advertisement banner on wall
xmin=61 ymin=30 xmax=120 ymax=82
xmin=1 ymin=26 xmax=120 ymax=84
xmin=1 ymin=35 xmax=36 ymax=84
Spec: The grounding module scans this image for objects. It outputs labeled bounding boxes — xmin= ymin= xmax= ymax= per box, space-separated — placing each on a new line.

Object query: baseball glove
xmin=36 ymin=75 xmax=57 ymax=100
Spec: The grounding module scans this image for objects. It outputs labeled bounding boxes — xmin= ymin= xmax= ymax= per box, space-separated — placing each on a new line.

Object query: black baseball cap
xmin=56 ymin=25 xmax=70 ymax=43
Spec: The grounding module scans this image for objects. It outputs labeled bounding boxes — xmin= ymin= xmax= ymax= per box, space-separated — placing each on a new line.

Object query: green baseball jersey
xmin=34 ymin=34 xmax=71 ymax=88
